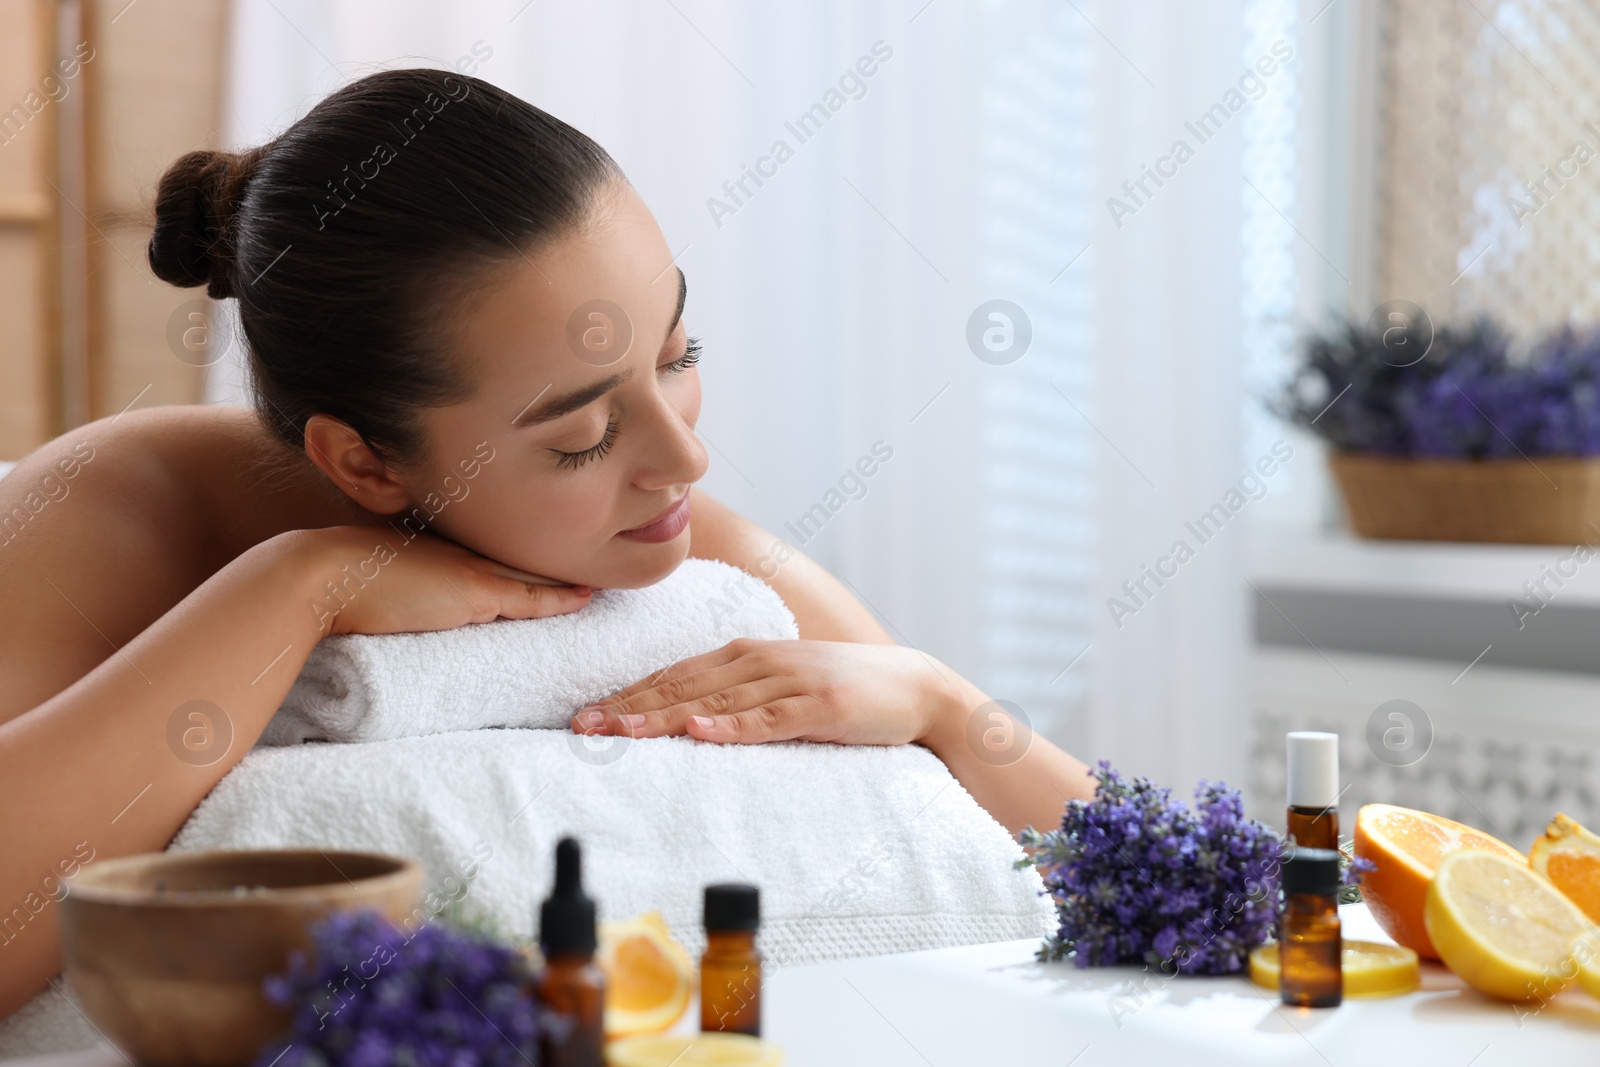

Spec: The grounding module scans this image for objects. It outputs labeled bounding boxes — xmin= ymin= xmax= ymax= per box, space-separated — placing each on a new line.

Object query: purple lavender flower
xmin=1274 ymin=318 xmax=1600 ymax=458
xmin=253 ymin=907 xmax=539 ymax=1067
xmin=1016 ymin=761 xmax=1285 ymax=975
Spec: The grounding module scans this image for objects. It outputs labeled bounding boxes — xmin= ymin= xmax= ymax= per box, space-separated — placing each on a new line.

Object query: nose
xmin=632 ymin=388 xmax=708 ymax=490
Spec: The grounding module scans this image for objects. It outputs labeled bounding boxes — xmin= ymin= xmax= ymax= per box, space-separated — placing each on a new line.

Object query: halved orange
xmin=1353 ymin=803 xmax=1525 ymax=959
xmin=1530 ymin=813 xmax=1600 ymax=924
xmin=597 ymin=911 xmax=693 ymax=1038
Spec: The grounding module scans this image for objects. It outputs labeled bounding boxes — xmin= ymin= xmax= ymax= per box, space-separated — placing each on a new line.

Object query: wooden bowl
xmin=59 ymin=848 xmax=424 ymax=1067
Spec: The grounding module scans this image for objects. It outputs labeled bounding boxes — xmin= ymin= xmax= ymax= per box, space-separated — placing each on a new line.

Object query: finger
xmin=570 ymin=658 xmax=755 ymax=735
xmin=604 ymin=637 xmax=759 ymax=703
xmin=474 ymin=570 xmax=592 ymax=621
xmin=484 ymin=560 xmax=584 ymax=587
xmin=607 ymin=678 xmax=796 ymax=739
xmin=600 ymin=655 xmax=770 ymax=723
xmin=685 ymin=696 xmax=822 ymax=745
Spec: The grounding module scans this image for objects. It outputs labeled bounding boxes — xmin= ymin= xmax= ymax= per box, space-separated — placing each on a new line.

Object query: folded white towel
xmin=0 ymin=730 xmax=1054 ymax=1056
xmin=261 ymin=556 xmax=799 ymax=745
xmin=0 ymin=549 xmax=1058 ymax=1057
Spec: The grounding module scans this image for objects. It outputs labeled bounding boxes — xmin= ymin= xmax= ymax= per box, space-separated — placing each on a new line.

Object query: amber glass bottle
xmin=1286 ymin=731 xmax=1339 ymax=849
xmin=700 ymin=883 xmax=762 ymax=1036
xmin=1279 ymin=846 xmax=1342 ymax=1008
xmin=536 ymin=837 xmax=605 ymax=1067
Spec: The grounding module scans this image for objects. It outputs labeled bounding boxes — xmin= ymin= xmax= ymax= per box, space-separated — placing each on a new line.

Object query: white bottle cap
xmin=1286 ymin=731 xmax=1338 ymax=809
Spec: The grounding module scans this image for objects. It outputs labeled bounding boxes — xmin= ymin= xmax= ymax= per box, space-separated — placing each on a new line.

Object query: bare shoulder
xmin=0 ymin=405 xmax=285 ymax=725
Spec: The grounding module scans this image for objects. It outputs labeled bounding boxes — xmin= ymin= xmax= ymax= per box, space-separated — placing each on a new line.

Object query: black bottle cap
xmin=539 ymin=837 xmax=596 ymax=954
xmin=1281 ymin=846 xmax=1342 ymax=897
xmin=703 ymin=882 xmax=760 ymax=932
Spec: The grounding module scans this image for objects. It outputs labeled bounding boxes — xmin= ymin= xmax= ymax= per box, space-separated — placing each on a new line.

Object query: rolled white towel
xmin=261 ymin=556 xmax=798 ymax=745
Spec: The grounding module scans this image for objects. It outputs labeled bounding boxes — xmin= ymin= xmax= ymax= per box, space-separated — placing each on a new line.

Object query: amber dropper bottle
xmin=1286 ymin=731 xmax=1339 ymax=849
xmin=1279 ymin=846 xmax=1343 ymax=1008
xmin=700 ymin=882 xmax=762 ymax=1036
xmin=536 ymin=837 xmax=605 ymax=1067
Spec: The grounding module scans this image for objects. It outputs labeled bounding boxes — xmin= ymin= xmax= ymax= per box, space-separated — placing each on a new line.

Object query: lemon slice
xmin=1248 ymin=940 xmax=1420 ymax=997
xmin=605 ymin=1032 xmax=784 ymax=1067
xmin=597 ymin=911 xmax=693 ymax=1037
xmin=1424 ymin=848 xmax=1597 ymax=1002
xmin=1576 ymin=931 xmax=1600 ymax=1001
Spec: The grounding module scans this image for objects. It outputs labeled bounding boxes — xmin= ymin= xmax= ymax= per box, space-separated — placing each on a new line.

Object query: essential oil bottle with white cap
xmin=1286 ymin=731 xmax=1339 ymax=850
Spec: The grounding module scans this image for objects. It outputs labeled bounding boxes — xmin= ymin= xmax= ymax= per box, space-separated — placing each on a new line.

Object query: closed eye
xmin=550 ymin=336 xmax=702 ymax=471
xmin=662 ymin=335 xmax=702 ymax=374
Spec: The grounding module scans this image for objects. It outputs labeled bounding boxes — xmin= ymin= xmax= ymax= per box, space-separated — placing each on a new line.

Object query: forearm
xmin=0 ymin=530 xmax=331 ymax=1017
xmin=915 ymin=664 xmax=1096 ymax=838
xmin=688 ymin=487 xmax=894 ymax=645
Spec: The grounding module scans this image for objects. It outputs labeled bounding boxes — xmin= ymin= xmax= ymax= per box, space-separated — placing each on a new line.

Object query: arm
xmin=0 ymin=531 xmax=331 ymax=1018
xmin=686 ymin=486 xmax=894 ymax=645
xmin=0 ymin=521 xmax=590 ymax=1020
xmin=912 ymin=662 xmax=1096 ymax=836
xmin=575 ymin=636 xmax=1097 ymax=838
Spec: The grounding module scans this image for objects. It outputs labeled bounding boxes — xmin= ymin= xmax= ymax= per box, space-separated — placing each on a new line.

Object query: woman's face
xmin=405 ymin=180 xmax=708 ymax=590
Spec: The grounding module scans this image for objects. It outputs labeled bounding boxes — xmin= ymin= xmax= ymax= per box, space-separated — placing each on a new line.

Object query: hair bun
xmin=148 ymin=146 xmax=264 ymax=300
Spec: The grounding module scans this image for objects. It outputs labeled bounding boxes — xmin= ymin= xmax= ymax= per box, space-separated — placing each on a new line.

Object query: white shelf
xmin=1247 ymin=522 xmax=1600 ymax=606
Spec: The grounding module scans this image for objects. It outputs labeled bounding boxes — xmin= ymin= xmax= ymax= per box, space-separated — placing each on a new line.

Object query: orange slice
xmin=1353 ymin=803 xmax=1525 ymax=959
xmin=597 ymin=911 xmax=693 ymax=1037
xmin=1530 ymin=813 xmax=1600 ymax=924
xmin=1424 ymin=849 xmax=1596 ymax=1002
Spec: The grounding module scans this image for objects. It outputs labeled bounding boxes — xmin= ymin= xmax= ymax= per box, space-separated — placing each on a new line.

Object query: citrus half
xmin=1424 ymin=849 xmax=1596 ymax=1002
xmin=596 ymin=910 xmax=693 ymax=1037
xmin=1353 ymin=803 xmax=1525 ymax=959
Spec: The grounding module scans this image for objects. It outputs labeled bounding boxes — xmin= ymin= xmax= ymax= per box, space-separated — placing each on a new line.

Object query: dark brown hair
xmin=148 ymin=67 xmax=626 ymax=468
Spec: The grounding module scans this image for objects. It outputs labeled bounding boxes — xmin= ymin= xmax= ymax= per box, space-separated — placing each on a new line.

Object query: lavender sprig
xmin=1274 ymin=317 xmax=1600 ymax=458
xmin=253 ymin=907 xmax=539 ymax=1067
xmin=1015 ymin=760 xmax=1286 ymax=975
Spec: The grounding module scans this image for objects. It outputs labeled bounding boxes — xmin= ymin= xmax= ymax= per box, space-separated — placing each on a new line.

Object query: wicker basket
xmin=1328 ymin=452 xmax=1600 ymax=544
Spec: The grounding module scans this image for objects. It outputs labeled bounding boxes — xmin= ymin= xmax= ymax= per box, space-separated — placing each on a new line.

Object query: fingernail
xmin=572 ymin=585 xmax=592 ymax=596
xmin=620 ymin=713 xmax=646 ymax=728
xmin=691 ymin=715 xmax=715 ymax=730
xmin=578 ymin=709 xmax=604 ymax=727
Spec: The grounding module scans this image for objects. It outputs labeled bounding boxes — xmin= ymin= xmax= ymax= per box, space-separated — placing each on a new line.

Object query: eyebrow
xmin=512 ymin=267 xmax=688 ymax=429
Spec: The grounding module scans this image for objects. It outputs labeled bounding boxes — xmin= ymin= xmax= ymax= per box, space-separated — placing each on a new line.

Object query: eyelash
xmin=552 ymin=335 xmax=702 ymax=471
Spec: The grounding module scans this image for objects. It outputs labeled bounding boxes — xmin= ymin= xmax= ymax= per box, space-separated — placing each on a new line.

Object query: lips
xmin=625 ymin=495 xmax=687 ymax=533
xmin=618 ymin=493 xmax=691 ymax=543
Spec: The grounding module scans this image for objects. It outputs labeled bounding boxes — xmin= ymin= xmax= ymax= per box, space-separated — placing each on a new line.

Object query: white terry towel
xmin=261 ymin=556 xmax=799 ymax=745
xmin=0 ymin=730 xmax=1057 ymax=1058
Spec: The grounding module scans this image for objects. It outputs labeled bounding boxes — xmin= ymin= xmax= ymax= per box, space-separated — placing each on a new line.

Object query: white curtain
xmin=214 ymin=0 xmax=1264 ymax=795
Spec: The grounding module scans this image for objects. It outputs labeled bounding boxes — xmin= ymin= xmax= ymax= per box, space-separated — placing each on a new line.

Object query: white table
xmin=7 ymin=905 xmax=1596 ymax=1066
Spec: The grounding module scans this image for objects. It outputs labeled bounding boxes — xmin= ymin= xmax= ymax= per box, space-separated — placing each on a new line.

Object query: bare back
xmin=0 ymin=405 xmax=365 ymax=729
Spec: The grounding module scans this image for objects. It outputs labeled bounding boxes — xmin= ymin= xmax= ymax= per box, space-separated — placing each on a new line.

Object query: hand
xmin=295 ymin=525 xmax=593 ymax=637
xmin=568 ymin=637 xmax=961 ymax=747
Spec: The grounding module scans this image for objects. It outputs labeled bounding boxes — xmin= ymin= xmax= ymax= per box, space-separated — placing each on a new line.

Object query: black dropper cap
xmin=704 ymin=883 xmax=760 ymax=932
xmin=1281 ymin=846 xmax=1341 ymax=897
xmin=539 ymin=837 xmax=596 ymax=955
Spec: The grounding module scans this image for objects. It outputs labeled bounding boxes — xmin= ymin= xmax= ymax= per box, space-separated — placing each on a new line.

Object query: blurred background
xmin=2 ymin=0 xmax=1597 ymax=840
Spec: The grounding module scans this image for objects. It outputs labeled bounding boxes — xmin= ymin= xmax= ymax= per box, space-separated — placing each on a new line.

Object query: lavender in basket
xmin=1274 ymin=317 xmax=1600 ymax=458
xmin=252 ymin=907 xmax=539 ymax=1067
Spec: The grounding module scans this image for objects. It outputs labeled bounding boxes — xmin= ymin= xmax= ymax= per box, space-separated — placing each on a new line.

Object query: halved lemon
xmin=1530 ymin=813 xmax=1600 ymax=924
xmin=1353 ymin=803 xmax=1525 ymax=959
xmin=1576 ymin=931 xmax=1600 ymax=1001
xmin=1247 ymin=940 xmax=1420 ymax=998
xmin=1424 ymin=848 xmax=1597 ymax=1002
xmin=597 ymin=910 xmax=693 ymax=1037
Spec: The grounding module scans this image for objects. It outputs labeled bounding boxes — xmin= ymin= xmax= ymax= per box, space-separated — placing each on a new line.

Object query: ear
xmin=302 ymin=413 xmax=415 ymax=514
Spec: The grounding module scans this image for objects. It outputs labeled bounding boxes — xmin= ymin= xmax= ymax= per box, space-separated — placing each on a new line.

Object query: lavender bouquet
xmin=1016 ymin=761 xmax=1283 ymax=975
xmin=252 ymin=908 xmax=539 ymax=1067
xmin=1275 ymin=317 xmax=1600 ymax=458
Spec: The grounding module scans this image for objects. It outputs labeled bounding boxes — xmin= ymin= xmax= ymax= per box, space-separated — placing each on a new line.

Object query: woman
xmin=0 ymin=68 xmax=1093 ymax=1017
